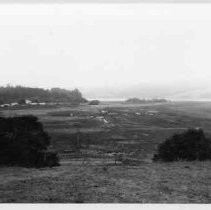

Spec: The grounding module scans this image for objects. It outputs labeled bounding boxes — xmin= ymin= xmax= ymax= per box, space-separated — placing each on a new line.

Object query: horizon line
xmin=0 ymin=0 xmax=211 ymax=3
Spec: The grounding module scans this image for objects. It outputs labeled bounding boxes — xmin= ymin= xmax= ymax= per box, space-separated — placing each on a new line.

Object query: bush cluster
xmin=89 ymin=100 xmax=100 ymax=105
xmin=0 ymin=115 xmax=59 ymax=167
xmin=153 ymin=128 xmax=211 ymax=161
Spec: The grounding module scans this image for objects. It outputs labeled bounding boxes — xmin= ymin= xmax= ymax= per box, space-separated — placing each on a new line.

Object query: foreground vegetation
xmin=0 ymin=115 xmax=59 ymax=168
xmin=154 ymin=128 xmax=211 ymax=162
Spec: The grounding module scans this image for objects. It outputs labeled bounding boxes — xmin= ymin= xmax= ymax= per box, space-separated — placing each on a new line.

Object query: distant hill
xmin=0 ymin=86 xmax=87 ymax=104
xmin=125 ymin=98 xmax=143 ymax=103
xmin=125 ymin=97 xmax=168 ymax=104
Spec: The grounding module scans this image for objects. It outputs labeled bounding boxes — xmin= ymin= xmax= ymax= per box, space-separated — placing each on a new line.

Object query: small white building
xmin=30 ymin=102 xmax=38 ymax=105
xmin=11 ymin=103 xmax=18 ymax=106
xmin=25 ymin=99 xmax=32 ymax=104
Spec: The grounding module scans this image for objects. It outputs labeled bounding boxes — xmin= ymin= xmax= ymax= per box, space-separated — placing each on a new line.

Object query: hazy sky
xmin=1 ymin=4 xmax=211 ymax=96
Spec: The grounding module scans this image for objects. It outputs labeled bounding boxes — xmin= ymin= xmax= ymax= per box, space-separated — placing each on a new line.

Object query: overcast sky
xmin=0 ymin=4 xmax=211 ymax=98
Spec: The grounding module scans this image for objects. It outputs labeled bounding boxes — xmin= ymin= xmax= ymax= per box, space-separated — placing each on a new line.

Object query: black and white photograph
xmin=0 ymin=0 xmax=211 ymax=205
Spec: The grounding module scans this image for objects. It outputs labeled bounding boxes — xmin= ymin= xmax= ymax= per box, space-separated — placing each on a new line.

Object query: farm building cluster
xmin=0 ymin=99 xmax=48 ymax=108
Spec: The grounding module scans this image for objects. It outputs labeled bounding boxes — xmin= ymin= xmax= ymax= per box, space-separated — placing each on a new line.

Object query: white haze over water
xmin=0 ymin=4 xmax=211 ymax=100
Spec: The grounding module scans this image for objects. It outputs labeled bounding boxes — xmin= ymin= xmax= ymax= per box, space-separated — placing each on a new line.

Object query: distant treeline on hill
xmin=125 ymin=97 xmax=168 ymax=104
xmin=0 ymin=85 xmax=87 ymax=104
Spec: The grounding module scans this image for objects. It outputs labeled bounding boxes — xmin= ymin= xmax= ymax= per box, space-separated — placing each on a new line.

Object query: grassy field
xmin=0 ymin=101 xmax=211 ymax=203
xmin=0 ymin=162 xmax=210 ymax=203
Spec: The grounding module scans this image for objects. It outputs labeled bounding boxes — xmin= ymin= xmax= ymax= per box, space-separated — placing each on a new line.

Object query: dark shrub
xmin=89 ymin=100 xmax=100 ymax=105
xmin=18 ymin=99 xmax=26 ymax=105
xmin=0 ymin=115 xmax=59 ymax=167
xmin=153 ymin=128 xmax=211 ymax=162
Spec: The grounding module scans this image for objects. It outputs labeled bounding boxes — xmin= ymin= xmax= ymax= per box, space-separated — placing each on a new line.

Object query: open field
xmin=0 ymin=101 xmax=211 ymax=203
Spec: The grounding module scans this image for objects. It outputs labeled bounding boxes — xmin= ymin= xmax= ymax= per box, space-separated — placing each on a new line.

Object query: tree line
xmin=0 ymin=85 xmax=87 ymax=104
